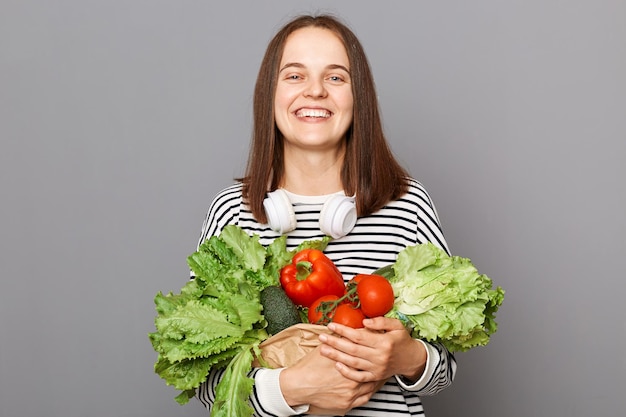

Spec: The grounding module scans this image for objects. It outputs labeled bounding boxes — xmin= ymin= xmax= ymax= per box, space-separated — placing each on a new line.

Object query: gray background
xmin=1 ymin=1 xmax=624 ymax=416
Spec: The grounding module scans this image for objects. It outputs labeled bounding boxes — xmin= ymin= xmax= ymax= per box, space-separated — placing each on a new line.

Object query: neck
xmin=281 ymin=146 xmax=345 ymax=195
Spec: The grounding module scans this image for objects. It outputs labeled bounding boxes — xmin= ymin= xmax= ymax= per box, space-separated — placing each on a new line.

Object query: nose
xmin=304 ymin=77 xmax=327 ymax=98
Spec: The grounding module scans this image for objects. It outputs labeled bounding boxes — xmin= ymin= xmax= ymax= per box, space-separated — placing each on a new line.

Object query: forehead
xmin=280 ymin=27 xmax=349 ymax=67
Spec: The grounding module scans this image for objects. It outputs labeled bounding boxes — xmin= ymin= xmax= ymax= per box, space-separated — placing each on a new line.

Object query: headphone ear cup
xmin=319 ymin=195 xmax=357 ymax=239
xmin=263 ymin=189 xmax=297 ymax=234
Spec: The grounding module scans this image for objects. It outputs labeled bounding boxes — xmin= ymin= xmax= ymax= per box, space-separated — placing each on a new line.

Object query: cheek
xmin=274 ymin=88 xmax=296 ymax=123
xmin=340 ymin=96 xmax=354 ymax=124
xmin=338 ymin=90 xmax=354 ymax=115
xmin=274 ymin=83 xmax=296 ymax=108
xmin=273 ymin=89 xmax=290 ymax=128
xmin=273 ymin=93 xmax=286 ymax=113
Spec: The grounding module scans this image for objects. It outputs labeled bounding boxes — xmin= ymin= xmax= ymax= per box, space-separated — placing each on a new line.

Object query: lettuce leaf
xmin=219 ymin=225 xmax=266 ymax=271
xmin=149 ymin=225 xmax=329 ymax=415
xmin=211 ymin=346 xmax=257 ymax=417
xmin=386 ymin=243 xmax=504 ymax=352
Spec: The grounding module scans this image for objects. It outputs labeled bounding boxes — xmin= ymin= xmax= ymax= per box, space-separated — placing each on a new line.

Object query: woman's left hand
xmin=318 ymin=317 xmax=427 ymax=383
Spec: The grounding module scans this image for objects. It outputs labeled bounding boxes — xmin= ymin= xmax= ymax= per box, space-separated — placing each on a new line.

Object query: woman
xmin=196 ymin=14 xmax=456 ymax=416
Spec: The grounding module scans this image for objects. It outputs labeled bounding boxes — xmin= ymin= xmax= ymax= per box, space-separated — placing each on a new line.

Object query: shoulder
xmin=205 ymin=183 xmax=245 ymax=221
xmin=405 ymin=178 xmax=433 ymax=201
xmin=403 ymin=177 xmax=450 ymax=253
xmin=211 ymin=182 xmax=244 ymax=203
xmin=197 ymin=183 xmax=245 ymax=245
xmin=388 ymin=177 xmax=437 ymax=211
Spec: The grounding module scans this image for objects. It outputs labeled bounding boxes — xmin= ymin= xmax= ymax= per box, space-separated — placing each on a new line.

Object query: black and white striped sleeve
xmin=196 ymin=183 xmax=243 ymax=248
xmin=405 ymin=180 xmax=457 ymax=395
xmin=395 ymin=341 xmax=457 ymax=396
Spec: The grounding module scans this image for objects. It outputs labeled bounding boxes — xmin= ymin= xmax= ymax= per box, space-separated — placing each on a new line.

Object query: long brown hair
xmin=241 ymin=14 xmax=409 ymax=224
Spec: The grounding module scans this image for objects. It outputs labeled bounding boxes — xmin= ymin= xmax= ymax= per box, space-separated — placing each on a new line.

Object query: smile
xmin=295 ymin=108 xmax=332 ymax=118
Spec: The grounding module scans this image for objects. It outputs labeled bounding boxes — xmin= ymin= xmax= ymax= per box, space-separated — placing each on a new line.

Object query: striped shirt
xmin=196 ymin=179 xmax=457 ymax=416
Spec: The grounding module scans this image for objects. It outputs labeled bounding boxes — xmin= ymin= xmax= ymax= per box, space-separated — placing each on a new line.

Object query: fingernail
xmin=319 ymin=334 xmax=328 ymax=342
xmin=327 ymin=323 xmax=336 ymax=331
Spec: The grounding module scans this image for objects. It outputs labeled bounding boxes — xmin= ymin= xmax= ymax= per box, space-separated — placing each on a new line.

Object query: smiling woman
xmin=243 ymin=15 xmax=412 ymax=224
xmin=194 ymin=14 xmax=456 ymax=417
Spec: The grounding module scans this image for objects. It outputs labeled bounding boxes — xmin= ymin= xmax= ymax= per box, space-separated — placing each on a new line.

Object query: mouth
xmin=295 ymin=108 xmax=332 ymax=119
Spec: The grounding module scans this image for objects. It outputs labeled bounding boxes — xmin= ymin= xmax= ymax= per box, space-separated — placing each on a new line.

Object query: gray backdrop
xmin=1 ymin=1 xmax=625 ymax=416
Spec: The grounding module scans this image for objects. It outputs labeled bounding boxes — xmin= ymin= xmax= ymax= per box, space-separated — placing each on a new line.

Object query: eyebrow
xmin=279 ymin=62 xmax=351 ymax=74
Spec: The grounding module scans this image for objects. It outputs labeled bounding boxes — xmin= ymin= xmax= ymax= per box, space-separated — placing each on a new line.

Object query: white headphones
xmin=263 ymin=189 xmax=357 ymax=239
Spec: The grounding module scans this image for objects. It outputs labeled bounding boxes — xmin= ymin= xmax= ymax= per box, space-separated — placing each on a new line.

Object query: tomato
xmin=356 ymin=274 xmax=395 ymax=318
xmin=332 ymin=304 xmax=366 ymax=328
xmin=349 ymin=274 xmax=367 ymax=285
xmin=308 ymin=295 xmax=339 ymax=325
xmin=345 ymin=274 xmax=368 ymax=306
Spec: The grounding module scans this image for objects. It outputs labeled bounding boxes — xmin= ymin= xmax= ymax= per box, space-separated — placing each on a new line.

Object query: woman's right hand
xmin=279 ymin=345 xmax=384 ymax=415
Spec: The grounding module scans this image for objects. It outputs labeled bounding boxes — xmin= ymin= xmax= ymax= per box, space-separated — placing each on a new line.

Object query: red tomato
xmin=356 ymin=274 xmax=395 ymax=318
xmin=308 ymin=295 xmax=339 ymax=325
xmin=349 ymin=274 xmax=367 ymax=285
xmin=345 ymin=274 xmax=368 ymax=306
xmin=332 ymin=304 xmax=366 ymax=328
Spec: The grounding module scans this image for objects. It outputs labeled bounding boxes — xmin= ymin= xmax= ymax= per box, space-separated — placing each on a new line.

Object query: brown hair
xmin=241 ymin=14 xmax=409 ymax=223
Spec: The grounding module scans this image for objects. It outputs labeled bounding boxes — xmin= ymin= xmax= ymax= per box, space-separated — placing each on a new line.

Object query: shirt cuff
xmin=255 ymin=368 xmax=310 ymax=416
xmin=394 ymin=339 xmax=439 ymax=391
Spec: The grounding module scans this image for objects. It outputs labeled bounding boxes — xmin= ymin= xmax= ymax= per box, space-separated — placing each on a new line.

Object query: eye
xmin=283 ymin=73 xmax=303 ymax=81
xmin=328 ymin=75 xmax=344 ymax=82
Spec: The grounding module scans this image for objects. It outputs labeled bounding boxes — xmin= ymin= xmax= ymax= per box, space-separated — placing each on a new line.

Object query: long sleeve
xmin=197 ymin=368 xmax=305 ymax=417
xmin=192 ymin=180 xmax=457 ymax=416
xmin=396 ymin=341 xmax=457 ymax=396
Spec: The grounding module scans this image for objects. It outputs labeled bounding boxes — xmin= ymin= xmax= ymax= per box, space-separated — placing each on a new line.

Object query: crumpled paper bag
xmin=252 ymin=323 xmax=386 ymax=416
xmin=253 ymin=323 xmax=348 ymax=415
xmin=252 ymin=323 xmax=331 ymax=368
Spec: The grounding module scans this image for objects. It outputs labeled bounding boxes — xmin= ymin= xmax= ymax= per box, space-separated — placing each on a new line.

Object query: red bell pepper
xmin=279 ymin=248 xmax=346 ymax=307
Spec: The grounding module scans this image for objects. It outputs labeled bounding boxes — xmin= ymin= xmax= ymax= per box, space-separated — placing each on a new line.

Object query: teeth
xmin=296 ymin=109 xmax=331 ymax=118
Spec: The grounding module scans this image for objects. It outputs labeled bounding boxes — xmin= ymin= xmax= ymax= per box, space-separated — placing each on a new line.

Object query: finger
xmin=321 ymin=330 xmax=389 ymax=367
xmin=319 ymin=331 xmax=364 ymax=354
xmin=326 ymin=322 xmax=363 ymax=341
xmin=319 ymin=339 xmax=391 ymax=382
xmin=362 ymin=316 xmax=407 ymax=332
xmin=326 ymin=322 xmax=387 ymax=348
xmin=319 ymin=340 xmax=369 ymax=370
xmin=334 ymin=361 xmax=377 ymax=383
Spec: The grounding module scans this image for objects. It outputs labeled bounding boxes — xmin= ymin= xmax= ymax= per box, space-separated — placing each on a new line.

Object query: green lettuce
xmin=385 ymin=243 xmax=504 ymax=352
xmin=149 ymin=225 xmax=329 ymax=415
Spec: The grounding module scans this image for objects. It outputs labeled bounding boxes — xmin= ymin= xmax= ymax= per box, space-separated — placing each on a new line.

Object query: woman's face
xmin=274 ymin=27 xmax=354 ymax=153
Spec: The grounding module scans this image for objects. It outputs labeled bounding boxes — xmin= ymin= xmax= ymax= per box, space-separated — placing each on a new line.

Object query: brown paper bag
xmin=252 ymin=323 xmax=387 ymax=416
xmin=252 ymin=323 xmax=331 ymax=368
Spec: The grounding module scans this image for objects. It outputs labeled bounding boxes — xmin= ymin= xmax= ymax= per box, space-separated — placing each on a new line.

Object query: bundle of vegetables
xmin=285 ymin=243 xmax=504 ymax=353
xmin=150 ymin=224 xmax=504 ymax=415
xmin=148 ymin=225 xmax=328 ymax=415
xmin=304 ymin=272 xmax=396 ymax=328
